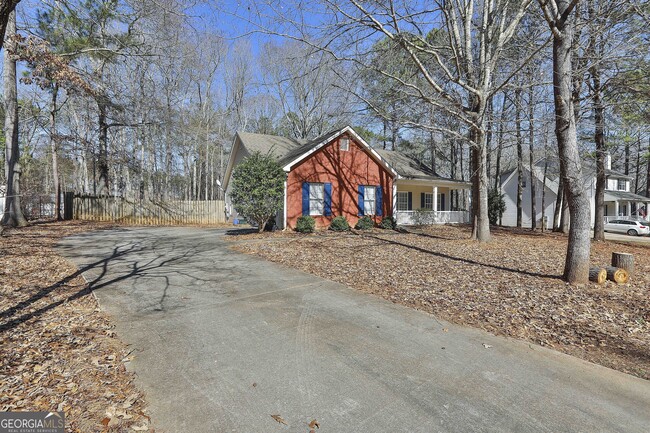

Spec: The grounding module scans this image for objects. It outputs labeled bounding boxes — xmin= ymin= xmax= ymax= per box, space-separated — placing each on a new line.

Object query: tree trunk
xmin=605 ymin=266 xmax=629 ymax=284
xmin=469 ymin=107 xmax=491 ymax=242
xmin=553 ymin=177 xmax=564 ymax=231
xmin=50 ymin=84 xmax=62 ymax=220
xmin=634 ymin=134 xmax=641 ymax=194
xmin=1 ymin=11 xmax=27 ymax=227
xmin=646 ymin=136 xmax=650 ymax=198
xmin=611 ymin=252 xmax=634 ymax=274
xmin=561 ymin=184 xmax=570 ymax=233
xmin=541 ymin=156 xmax=548 ymax=232
xmin=589 ymin=267 xmax=606 ymax=284
xmin=552 ymin=1 xmax=592 ymax=284
xmin=592 ymin=62 xmax=606 ymax=241
xmin=528 ymin=84 xmax=537 ymax=230
xmin=515 ymin=87 xmax=523 ymax=228
xmin=97 ymin=99 xmax=109 ymax=195
xmin=590 ymin=3 xmax=606 ymax=242
xmin=494 ymin=92 xmax=507 ymax=191
xmin=485 ymin=95 xmax=493 ymax=181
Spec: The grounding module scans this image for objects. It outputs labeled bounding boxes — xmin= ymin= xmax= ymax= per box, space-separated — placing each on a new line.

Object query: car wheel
xmin=627 ymin=229 xmax=638 ymax=236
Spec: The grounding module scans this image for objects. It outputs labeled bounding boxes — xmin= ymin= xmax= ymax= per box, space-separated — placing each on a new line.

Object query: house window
xmin=437 ymin=193 xmax=445 ymax=211
xmin=340 ymin=137 xmax=349 ymax=151
xmin=309 ymin=183 xmax=324 ymax=215
xmin=363 ymin=186 xmax=376 ymax=215
xmin=397 ymin=192 xmax=409 ymax=211
xmin=424 ymin=193 xmax=433 ymax=210
xmin=617 ymin=179 xmax=626 ymax=191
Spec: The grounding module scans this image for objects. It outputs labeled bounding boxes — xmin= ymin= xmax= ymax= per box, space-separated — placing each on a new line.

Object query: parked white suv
xmin=604 ymin=219 xmax=650 ymax=236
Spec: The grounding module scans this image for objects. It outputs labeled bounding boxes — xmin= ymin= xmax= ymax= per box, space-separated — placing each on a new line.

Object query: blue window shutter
xmin=376 ymin=186 xmax=383 ymax=216
xmin=358 ymin=185 xmax=365 ymax=216
xmin=324 ymin=183 xmax=332 ymax=216
xmin=302 ymin=183 xmax=310 ymax=215
xmin=441 ymin=193 xmax=445 ymax=211
xmin=407 ymin=192 xmax=412 ymax=211
xmin=420 ymin=192 xmax=425 ymax=209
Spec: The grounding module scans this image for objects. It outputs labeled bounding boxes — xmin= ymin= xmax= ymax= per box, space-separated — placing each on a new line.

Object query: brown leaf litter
xmin=0 ymin=220 xmax=154 ymax=432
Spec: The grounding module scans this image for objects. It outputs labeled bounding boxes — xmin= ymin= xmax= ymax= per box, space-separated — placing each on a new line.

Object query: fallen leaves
xmin=271 ymin=414 xmax=288 ymax=425
xmin=0 ymin=221 xmax=153 ymax=432
xmin=233 ymin=225 xmax=650 ymax=380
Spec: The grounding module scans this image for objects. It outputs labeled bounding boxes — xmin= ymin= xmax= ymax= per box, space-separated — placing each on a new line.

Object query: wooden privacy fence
xmin=69 ymin=194 xmax=226 ymax=225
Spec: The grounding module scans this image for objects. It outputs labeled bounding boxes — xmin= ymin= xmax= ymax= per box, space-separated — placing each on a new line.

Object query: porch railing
xmin=395 ymin=210 xmax=469 ymax=225
xmin=603 ymin=215 xmax=648 ymax=223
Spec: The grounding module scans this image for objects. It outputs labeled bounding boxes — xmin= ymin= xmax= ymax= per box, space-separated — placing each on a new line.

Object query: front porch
xmin=392 ymin=179 xmax=471 ymax=225
xmin=603 ymin=193 xmax=650 ymax=223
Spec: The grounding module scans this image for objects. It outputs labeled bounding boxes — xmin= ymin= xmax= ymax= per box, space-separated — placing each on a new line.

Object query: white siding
xmin=501 ymin=170 xmax=557 ymax=229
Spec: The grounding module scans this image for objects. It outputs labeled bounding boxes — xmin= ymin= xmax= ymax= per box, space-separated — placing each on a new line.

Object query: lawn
xmin=232 ymin=225 xmax=650 ymax=380
xmin=0 ymin=221 xmax=153 ymax=432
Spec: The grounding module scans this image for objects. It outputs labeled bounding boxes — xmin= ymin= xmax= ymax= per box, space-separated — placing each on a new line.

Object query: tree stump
xmin=605 ymin=266 xmax=629 ymax=284
xmin=611 ymin=252 xmax=634 ymax=274
xmin=589 ymin=267 xmax=606 ymax=284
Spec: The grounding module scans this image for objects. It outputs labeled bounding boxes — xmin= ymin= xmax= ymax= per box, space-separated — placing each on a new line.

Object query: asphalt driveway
xmin=57 ymin=227 xmax=650 ymax=433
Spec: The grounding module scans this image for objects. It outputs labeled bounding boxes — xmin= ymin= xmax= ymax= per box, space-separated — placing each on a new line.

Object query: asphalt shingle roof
xmin=236 ymin=132 xmax=304 ymax=160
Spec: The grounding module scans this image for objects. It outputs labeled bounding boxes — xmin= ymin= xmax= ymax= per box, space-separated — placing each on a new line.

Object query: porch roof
xmin=376 ymin=149 xmax=471 ymax=188
xmin=605 ymin=190 xmax=650 ymax=202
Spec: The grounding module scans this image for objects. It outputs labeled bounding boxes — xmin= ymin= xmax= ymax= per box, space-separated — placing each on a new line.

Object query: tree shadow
xmin=0 ymin=240 xmax=200 ymax=333
xmin=224 ymin=228 xmax=259 ymax=236
xmin=365 ymin=233 xmax=561 ymax=280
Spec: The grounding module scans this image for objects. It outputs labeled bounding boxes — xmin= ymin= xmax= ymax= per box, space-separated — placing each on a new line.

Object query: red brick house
xmin=223 ymin=126 xmax=471 ymax=229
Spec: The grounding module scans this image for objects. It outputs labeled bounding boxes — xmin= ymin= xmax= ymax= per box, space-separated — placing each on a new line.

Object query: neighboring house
xmin=223 ymin=125 xmax=471 ymax=229
xmin=500 ymin=155 xmax=650 ymax=229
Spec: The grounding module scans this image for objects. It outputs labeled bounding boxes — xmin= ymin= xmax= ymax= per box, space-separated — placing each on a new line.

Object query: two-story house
xmin=499 ymin=155 xmax=650 ymax=229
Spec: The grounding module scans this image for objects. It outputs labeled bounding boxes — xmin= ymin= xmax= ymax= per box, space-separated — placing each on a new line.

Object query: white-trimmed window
xmin=437 ymin=193 xmax=444 ymax=211
xmin=340 ymin=137 xmax=350 ymax=151
xmin=364 ymin=186 xmax=376 ymax=215
xmin=617 ymin=179 xmax=626 ymax=191
xmin=397 ymin=192 xmax=409 ymax=211
xmin=424 ymin=193 xmax=433 ymax=210
xmin=309 ymin=183 xmax=324 ymax=215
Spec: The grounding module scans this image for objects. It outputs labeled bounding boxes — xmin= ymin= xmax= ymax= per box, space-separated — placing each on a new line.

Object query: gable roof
xmin=222 ymin=132 xmax=304 ymax=191
xmin=277 ymin=128 xmax=344 ymax=167
xmin=236 ymin=132 xmax=305 ymax=157
xmin=280 ymin=125 xmax=398 ymax=177
xmin=224 ymin=126 xmax=474 ymax=190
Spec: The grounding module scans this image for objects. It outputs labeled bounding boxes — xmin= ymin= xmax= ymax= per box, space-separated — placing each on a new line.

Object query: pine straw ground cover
xmin=231 ymin=225 xmax=650 ymax=380
xmin=0 ymin=221 xmax=153 ymax=432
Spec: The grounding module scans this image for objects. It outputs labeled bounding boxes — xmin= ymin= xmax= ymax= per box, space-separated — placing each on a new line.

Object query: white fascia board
xmin=222 ymin=134 xmax=240 ymax=191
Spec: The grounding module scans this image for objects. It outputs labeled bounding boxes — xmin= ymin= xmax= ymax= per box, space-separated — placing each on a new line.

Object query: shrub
xmin=488 ymin=188 xmax=506 ymax=225
xmin=295 ymin=215 xmax=316 ymax=233
xmin=329 ymin=216 xmax=350 ymax=231
xmin=379 ymin=216 xmax=397 ymax=230
xmin=295 ymin=215 xmax=315 ymax=233
xmin=355 ymin=215 xmax=374 ymax=230
xmin=412 ymin=208 xmax=435 ymax=225
xmin=230 ymin=151 xmax=284 ymax=232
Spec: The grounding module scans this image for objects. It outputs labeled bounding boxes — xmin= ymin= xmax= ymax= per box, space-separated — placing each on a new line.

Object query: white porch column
xmin=614 ymin=201 xmax=620 ymax=216
xmin=433 ymin=186 xmax=438 ymax=211
xmin=646 ymin=202 xmax=650 ymax=221
xmin=392 ymin=180 xmax=398 ymax=218
xmin=626 ymin=201 xmax=632 ymax=217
